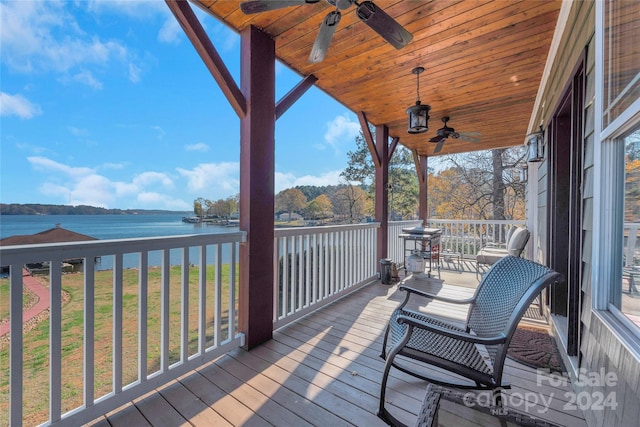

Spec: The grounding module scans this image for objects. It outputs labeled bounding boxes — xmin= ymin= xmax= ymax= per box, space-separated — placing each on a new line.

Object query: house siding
xmin=532 ymin=1 xmax=640 ymax=426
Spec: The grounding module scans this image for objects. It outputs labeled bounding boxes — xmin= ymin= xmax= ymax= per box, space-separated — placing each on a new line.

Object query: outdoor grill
xmin=399 ymin=226 xmax=442 ymax=277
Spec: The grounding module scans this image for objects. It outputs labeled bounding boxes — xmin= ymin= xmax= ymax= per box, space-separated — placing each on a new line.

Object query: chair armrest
xmin=485 ymin=242 xmax=507 ymax=249
xmin=396 ymin=314 xmax=508 ymax=345
xmin=398 ymin=284 xmax=475 ymax=305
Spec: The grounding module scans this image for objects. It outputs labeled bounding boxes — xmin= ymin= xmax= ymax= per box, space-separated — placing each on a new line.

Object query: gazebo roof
xmin=0 ymin=226 xmax=98 ymax=246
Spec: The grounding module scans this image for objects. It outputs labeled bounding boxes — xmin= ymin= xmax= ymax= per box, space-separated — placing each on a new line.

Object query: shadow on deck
xmin=87 ymin=264 xmax=587 ymax=427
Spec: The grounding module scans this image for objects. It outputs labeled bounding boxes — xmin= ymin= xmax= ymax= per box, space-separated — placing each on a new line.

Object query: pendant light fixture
xmin=406 ymin=66 xmax=430 ymax=134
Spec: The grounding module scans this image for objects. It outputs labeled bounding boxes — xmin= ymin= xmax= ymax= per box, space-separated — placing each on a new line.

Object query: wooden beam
xmin=375 ymin=125 xmax=389 ymax=263
xmin=412 ymin=149 xmax=425 ymax=186
xmin=275 ymin=74 xmax=318 ymax=120
xmin=357 ymin=111 xmax=381 ymax=168
xmin=239 ymin=26 xmax=275 ymax=349
xmin=166 ymin=0 xmax=247 ymax=118
xmin=389 ymin=136 xmax=399 ymax=159
xmin=418 ymin=154 xmax=429 ymax=223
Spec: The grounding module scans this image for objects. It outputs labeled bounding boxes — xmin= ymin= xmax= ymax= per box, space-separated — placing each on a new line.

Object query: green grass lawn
xmin=0 ymin=264 xmax=238 ymax=426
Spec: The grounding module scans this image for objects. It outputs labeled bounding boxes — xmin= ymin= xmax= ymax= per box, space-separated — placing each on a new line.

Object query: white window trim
xmin=592 ymin=0 xmax=640 ymax=349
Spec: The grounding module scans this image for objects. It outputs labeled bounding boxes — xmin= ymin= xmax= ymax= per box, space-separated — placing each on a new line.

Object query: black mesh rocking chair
xmin=378 ymin=256 xmax=563 ymax=426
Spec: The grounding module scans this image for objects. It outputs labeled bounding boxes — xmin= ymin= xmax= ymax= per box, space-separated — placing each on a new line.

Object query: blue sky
xmin=0 ymin=1 xmax=362 ymax=211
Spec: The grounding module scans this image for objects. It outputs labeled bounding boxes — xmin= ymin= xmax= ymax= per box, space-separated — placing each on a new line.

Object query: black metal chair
xmin=378 ymin=256 xmax=563 ymax=426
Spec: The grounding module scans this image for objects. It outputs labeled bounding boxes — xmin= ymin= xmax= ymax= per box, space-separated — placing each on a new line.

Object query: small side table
xmin=440 ymin=250 xmax=461 ymax=270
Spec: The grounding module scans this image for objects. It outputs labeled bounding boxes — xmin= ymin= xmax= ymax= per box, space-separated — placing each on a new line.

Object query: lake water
xmin=0 ymin=214 xmax=236 ymax=240
xmin=0 ymin=214 xmax=239 ymax=270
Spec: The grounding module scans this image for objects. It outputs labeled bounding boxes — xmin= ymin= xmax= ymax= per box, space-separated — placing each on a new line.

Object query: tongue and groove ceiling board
xmin=195 ymin=0 xmax=562 ymax=156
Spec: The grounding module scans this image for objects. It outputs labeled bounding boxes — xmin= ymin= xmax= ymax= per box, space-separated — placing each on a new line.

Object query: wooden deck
xmin=87 ymin=265 xmax=588 ymax=427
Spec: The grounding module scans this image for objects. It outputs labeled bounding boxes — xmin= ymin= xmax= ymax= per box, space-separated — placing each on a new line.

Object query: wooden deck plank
xmin=133 ymin=388 xmax=190 ymax=427
xmin=95 ymin=272 xmax=588 ymax=427
xmin=171 ymin=374 xmax=234 ymax=427
xmin=247 ymin=342 xmax=393 ymax=426
xmin=225 ymin=350 xmax=356 ymax=426
xmin=179 ymin=369 xmax=269 ymax=427
xmin=201 ymin=356 xmax=315 ymax=427
xmin=104 ymin=402 xmax=152 ymax=427
xmin=159 ymin=379 xmax=237 ymax=427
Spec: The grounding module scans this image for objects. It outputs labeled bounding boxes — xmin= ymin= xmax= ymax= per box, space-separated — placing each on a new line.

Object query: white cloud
xmin=0 ymin=1 xmax=147 ymax=88
xmin=136 ymin=192 xmax=190 ymax=210
xmin=101 ymin=162 xmax=127 ymax=170
xmin=68 ymin=126 xmax=90 ymax=137
xmin=27 ymin=156 xmax=185 ymax=210
xmin=158 ymin=17 xmax=182 ymax=44
xmin=68 ymin=70 xmax=103 ymax=89
xmin=0 ymin=92 xmax=42 ymax=118
xmin=128 ymin=62 xmax=142 ymax=83
xmin=324 ymin=113 xmax=360 ymax=152
xmin=177 ymin=162 xmax=240 ymax=196
xmin=185 ymin=143 xmax=210 ymax=152
xmin=28 ymin=156 xmax=95 ymax=178
xmin=133 ymin=172 xmax=174 ymax=188
xmin=151 ymin=126 xmax=166 ymax=140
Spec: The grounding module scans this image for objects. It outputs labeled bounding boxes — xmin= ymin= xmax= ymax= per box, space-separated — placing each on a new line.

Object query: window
xmin=603 ymin=0 xmax=640 ymax=127
xmin=597 ymin=0 xmax=640 ymax=336
xmin=612 ymin=129 xmax=640 ymax=328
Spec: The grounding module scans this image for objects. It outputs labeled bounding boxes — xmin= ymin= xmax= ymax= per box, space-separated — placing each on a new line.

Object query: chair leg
xmin=491 ymin=388 xmax=507 ymax=416
xmin=379 ymin=329 xmax=413 ymax=423
xmin=538 ymin=291 xmax=544 ymax=315
xmin=378 ymin=351 xmax=396 ymax=422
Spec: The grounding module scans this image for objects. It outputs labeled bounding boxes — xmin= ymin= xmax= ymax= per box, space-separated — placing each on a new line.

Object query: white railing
xmin=387 ymin=220 xmax=422 ymax=266
xmin=385 ymin=219 xmax=526 ymax=265
xmin=273 ymin=223 xmax=379 ymax=329
xmin=426 ymin=219 xmax=526 ymax=258
xmin=1 ymin=232 xmax=245 ymax=427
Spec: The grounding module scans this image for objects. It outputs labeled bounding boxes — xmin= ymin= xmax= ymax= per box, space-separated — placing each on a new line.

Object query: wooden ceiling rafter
xmin=275 ymin=74 xmax=318 ymax=119
xmin=167 ymin=0 xmax=246 ymax=118
xmin=358 ymin=111 xmax=381 ymax=169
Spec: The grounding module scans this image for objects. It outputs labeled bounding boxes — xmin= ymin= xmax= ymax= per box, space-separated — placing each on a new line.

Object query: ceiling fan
xmin=239 ymin=0 xmax=413 ymax=63
xmin=429 ymin=116 xmax=481 ymax=154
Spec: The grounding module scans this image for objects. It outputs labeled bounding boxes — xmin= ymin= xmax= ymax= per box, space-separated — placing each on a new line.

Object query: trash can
xmin=380 ymin=258 xmax=393 ymax=285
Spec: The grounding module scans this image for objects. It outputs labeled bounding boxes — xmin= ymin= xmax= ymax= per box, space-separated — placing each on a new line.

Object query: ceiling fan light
xmin=407 ymin=101 xmax=430 ymax=134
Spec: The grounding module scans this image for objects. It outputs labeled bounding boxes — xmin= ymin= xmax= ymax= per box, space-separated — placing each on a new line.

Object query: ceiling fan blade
xmin=240 ymin=0 xmax=315 ymax=14
xmin=452 ymin=132 xmax=481 ymax=143
xmin=356 ymin=1 xmax=413 ymax=49
xmin=429 ymin=135 xmax=445 ymax=143
xmin=308 ymin=10 xmax=341 ymax=64
xmin=434 ymin=140 xmax=446 ymax=154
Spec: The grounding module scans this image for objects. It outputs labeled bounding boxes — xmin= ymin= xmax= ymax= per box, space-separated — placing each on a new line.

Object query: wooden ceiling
xmin=195 ymin=0 xmax=562 ymax=157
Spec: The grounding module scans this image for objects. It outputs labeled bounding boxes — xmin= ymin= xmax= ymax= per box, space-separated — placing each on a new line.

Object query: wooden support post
xmin=375 ymin=125 xmax=390 ymax=263
xmin=239 ymin=26 xmax=275 ymax=349
xmin=419 ymin=154 xmax=428 ymax=224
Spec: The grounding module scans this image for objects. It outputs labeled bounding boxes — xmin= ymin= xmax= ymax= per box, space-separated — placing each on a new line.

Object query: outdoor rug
xmin=507 ymin=326 xmax=566 ymax=373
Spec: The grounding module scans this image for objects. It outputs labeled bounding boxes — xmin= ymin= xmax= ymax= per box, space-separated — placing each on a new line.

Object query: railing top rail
xmin=0 ymin=231 xmax=247 ymax=264
xmin=426 ymin=219 xmax=526 ymax=225
xmin=388 ymin=220 xmax=422 ymax=225
xmin=274 ymin=222 xmax=380 ymax=238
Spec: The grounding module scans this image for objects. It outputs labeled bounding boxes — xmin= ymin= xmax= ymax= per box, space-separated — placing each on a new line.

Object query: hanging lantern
xmin=407 ymin=67 xmax=431 ymax=134
xmin=527 ymin=126 xmax=545 ymax=162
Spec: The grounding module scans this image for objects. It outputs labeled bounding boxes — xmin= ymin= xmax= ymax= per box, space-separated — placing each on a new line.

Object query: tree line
xmin=0 ymin=204 xmax=183 ymax=215
xmin=192 ymin=131 xmax=532 ymax=224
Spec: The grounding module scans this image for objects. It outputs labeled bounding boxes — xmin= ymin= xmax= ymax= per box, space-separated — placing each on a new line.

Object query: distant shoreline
xmin=1 ymin=203 xmax=189 ymax=216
